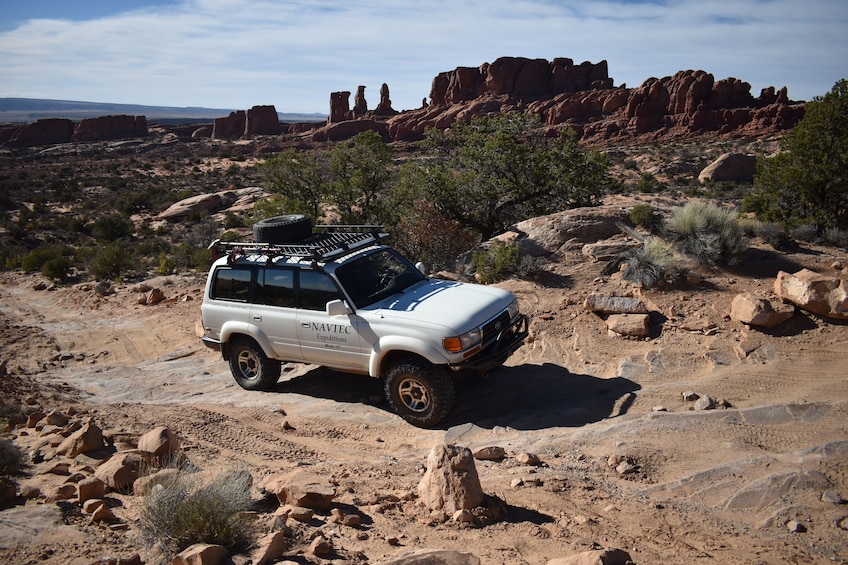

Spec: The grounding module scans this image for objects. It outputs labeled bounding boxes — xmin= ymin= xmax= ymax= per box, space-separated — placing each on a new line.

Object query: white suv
xmin=200 ymin=217 xmax=528 ymax=427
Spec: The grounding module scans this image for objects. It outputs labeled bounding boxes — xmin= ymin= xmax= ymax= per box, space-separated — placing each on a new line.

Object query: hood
xmin=360 ymin=279 xmax=513 ymax=333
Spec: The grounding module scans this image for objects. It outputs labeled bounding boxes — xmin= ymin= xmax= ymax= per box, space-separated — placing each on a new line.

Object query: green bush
xmin=91 ymin=212 xmax=135 ymax=242
xmin=137 ymin=467 xmax=255 ymax=560
xmin=21 ymin=246 xmax=69 ymax=274
xmin=89 ymin=241 xmax=133 ymax=280
xmin=667 ymin=202 xmax=748 ymax=266
xmin=472 ymin=240 xmax=521 ymax=284
xmin=630 ymin=204 xmax=663 ymax=233
xmin=41 ymin=256 xmax=73 ymax=281
xmin=635 ymin=172 xmax=665 ymax=193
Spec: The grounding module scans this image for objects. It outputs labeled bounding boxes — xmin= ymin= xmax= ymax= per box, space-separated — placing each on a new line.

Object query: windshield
xmin=336 ymin=248 xmax=426 ymax=308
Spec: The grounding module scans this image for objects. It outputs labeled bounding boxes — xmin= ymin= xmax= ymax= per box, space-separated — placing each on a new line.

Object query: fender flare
xmin=368 ymin=336 xmax=451 ymax=377
xmin=219 ymin=322 xmax=275 ymax=360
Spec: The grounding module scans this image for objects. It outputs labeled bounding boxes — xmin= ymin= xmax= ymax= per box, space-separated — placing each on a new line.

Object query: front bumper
xmin=453 ymin=314 xmax=529 ymax=372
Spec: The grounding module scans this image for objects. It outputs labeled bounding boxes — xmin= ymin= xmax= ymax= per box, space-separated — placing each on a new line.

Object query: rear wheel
xmin=384 ymin=357 xmax=456 ymax=427
xmin=228 ymin=338 xmax=281 ymax=391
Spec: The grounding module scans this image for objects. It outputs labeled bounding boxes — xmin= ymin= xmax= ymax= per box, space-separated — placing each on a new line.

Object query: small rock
xmin=473 ymin=446 xmax=506 ymax=461
xmin=515 ymin=452 xmax=541 ymax=466
xmin=786 ymin=520 xmax=807 ymax=533
xmin=694 ymin=395 xmax=715 ymax=411
xmin=682 ymin=391 xmax=699 ymax=401
xmin=615 ymin=461 xmax=637 ymax=475
xmin=821 ymin=489 xmax=845 ymax=504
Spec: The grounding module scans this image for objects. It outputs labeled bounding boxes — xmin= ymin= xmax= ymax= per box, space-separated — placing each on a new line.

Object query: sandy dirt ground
xmin=1 ymin=236 xmax=848 ymax=564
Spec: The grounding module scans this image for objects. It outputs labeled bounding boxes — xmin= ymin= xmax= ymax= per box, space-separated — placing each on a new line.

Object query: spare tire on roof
xmin=253 ymin=214 xmax=312 ymax=243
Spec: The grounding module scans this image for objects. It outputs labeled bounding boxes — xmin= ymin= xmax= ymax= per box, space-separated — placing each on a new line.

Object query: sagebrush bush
xmin=472 ymin=240 xmax=521 ymax=284
xmin=0 ymin=438 xmax=26 ymax=476
xmin=621 ymin=239 xmax=684 ymax=287
xmin=823 ymin=227 xmax=848 ymax=249
xmin=667 ymin=202 xmax=747 ymax=266
xmin=89 ymin=241 xmax=134 ymax=280
xmin=137 ymin=466 xmax=255 ymax=561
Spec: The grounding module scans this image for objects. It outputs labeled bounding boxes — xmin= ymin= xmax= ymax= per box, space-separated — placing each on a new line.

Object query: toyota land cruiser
xmin=199 ymin=216 xmax=528 ymax=427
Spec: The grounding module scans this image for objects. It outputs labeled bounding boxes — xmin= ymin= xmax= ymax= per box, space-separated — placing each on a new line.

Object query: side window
xmin=258 ymin=268 xmax=296 ymax=307
xmin=299 ymin=270 xmax=342 ymax=311
xmin=211 ymin=267 xmax=252 ymax=302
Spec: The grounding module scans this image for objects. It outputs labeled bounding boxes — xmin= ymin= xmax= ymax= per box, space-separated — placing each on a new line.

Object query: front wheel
xmin=384 ymin=358 xmax=456 ymax=427
xmin=228 ymin=338 xmax=281 ymax=391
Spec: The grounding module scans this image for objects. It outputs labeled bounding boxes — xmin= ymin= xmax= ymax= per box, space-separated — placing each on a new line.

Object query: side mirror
xmin=326 ymin=299 xmax=352 ymax=316
xmin=415 ymin=261 xmax=429 ymax=276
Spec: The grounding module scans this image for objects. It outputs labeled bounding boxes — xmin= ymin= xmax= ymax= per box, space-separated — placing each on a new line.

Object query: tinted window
xmin=299 ymin=270 xmax=342 ymax=310
xmin=258 ymin=268 xmax=296 ymax=307
xmin=212 ymin=267 xmax=252 ymax=301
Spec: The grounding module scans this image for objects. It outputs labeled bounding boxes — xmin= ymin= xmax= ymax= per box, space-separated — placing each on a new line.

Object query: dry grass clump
xmin=666 ymin=201 xmax=748 ymax=266
xmin=136 ymin=465 xmax=256 ymax=563
xmin=620 ymin=239 xmax=685 ymax=287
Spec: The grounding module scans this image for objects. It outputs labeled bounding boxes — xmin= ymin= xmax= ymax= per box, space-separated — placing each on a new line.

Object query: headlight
xmin=443 ymin=327 xmax=482 ymax=353
xmin=507 ymin=299 xmax=520 ymax=321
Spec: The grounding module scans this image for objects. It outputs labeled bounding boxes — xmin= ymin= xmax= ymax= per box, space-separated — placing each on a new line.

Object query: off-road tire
xmin=228 ymin=337 xmax=282 ymax=391
xmin=385 ymin=357 xmax=456 ymax=427
xmin=253 ymin=214 xmax=312 ymax=244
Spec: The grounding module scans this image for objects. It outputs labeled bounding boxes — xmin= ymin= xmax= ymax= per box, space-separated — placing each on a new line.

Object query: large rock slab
xmin=775 ymin=269 xmax=848 ymax=319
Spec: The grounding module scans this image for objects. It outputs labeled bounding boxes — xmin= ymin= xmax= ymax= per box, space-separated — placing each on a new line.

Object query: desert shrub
xmin=789 ymin=223 xmax=819 ymax=243
xmin=89 ymin=241 xmax=134 ymax=280
xmin=156 ymin=254 xmax=177 ymax=275
xmin=392 ymin=200 xmax=479 ymax=272
xmin=21 ymin=245 xmax=70 ymax=274
xmin=0 ymin=438 xmax=26 ymax=476
xmin=41 ymin=256 xmax=73 ymax=281
xmin=823 ymin=227 xmax=848 ymax=249
xmin=137 ymin=467 xmax=255 ymax=560
xmin=621 ymin=239 xmax=684 ymax=287
xmin=472 ymin=240 xmax=521 ymax=284
xmin=666 ymin=201 xmax=748 ymax=266
xmin=635 ymin=172 xmax=665 ymax=193
xmin=91 ymin=212 xmax=135 ymax=242
xmin=630 ymin=204 xmax=663 ymax=233
xmin=514 ymin=255 xmax=550 ymax=283
xmin=738 ymin=218 xmax=791 ymax=249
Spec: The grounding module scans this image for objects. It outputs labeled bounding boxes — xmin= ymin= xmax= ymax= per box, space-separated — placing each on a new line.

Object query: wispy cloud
xmin=0 ymin=0 xmax=845 ymax=112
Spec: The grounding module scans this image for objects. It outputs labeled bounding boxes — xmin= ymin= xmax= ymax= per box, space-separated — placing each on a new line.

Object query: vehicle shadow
xmin=273 ymin=362 xmax=640 ymax=432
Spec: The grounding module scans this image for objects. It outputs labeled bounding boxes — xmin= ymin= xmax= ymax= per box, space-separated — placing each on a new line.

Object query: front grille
xmin=481 ymin=310 xmax=511 ymax=343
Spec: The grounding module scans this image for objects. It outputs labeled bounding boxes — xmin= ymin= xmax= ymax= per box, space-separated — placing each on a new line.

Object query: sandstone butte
xmin=0 ymin=56 xmax=806 ymax=148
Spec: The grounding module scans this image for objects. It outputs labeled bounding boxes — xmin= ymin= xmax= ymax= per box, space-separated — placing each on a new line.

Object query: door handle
xmin=253 ymin=315 xmax=262 ymax=321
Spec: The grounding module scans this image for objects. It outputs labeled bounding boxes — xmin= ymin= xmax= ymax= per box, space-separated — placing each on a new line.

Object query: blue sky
xmin=1 ymin=0 xmax=846 ymax=114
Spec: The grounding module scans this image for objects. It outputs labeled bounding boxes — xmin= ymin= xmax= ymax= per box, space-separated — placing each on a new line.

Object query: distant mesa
xmin=0 ymin=56 xmax=806 ymax=148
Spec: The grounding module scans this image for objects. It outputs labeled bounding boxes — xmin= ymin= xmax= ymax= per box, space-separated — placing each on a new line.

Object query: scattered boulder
xmin=94 ymin=453 xmax=142 ymax=493
xmin=418 ymin=444 xmax=484 ymax=514
xmin=250 ymin=531 xmax=288 ymax=565
xmin=172 ymin=543 xmax=230 ymax=565
xmin=584 ymin=294 xmax=649 ymax=314
xmin=473 ymin=446 xmax=506 ymax=461
xmin=56 ymin=421 xmax=106 ymax=457
xmin=606 ymin=313 xmax=650 ymax=337
xmin=775 ymin=269 xmax=848 ymax=319
xmin=77 ymin=477 xmax=106 ymax=503
xmin=730 ymin=292 xmax=795 ymax=328
xmin=137 ymin=426 xmax=181 ymax=465
xmin=262 ymin=470 xmax=336 ymax=511
xmin=156 ymin=190 xmax=239 ymax=221
xmin=698 ymin=153 xmax=757 ymax=184
xmin=378 ymin=549 xmax=482 ymax=565
xmin=547 ymin=548 xmax=632 ymax=565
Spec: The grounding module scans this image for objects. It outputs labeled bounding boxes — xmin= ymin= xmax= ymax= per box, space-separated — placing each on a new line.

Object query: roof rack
xmin=208 ymin=225 xmax=388 ymax=263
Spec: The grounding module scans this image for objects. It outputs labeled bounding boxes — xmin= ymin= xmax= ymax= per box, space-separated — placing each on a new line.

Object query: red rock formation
xmin=374 ymin=83 xmax=397 ymax=116
xmin=329 ymin=91 xmax=351 ymax=123
xmin=354 ymin=86 xmax=368 ymax=118
xmin=245 ymin=105 xmax=281 ymax=136
xmin=384 ymin=57 xmax=804 ymax=143
xmin=212 ymin=110 xmax=246 ymax=139
xmin=71 ymin=115 xmax=148 ymax=142
xmin=5 ymin=118 xmax=75 ymax=147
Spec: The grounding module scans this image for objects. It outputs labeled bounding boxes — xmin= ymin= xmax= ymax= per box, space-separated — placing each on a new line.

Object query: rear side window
xmin=258 ymin=268 xmax=296 ymax=307
xmin=211 ymin=267 xmax=252 ymax=302
xmin=299 ymin=270 xmax=342 ymax=310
